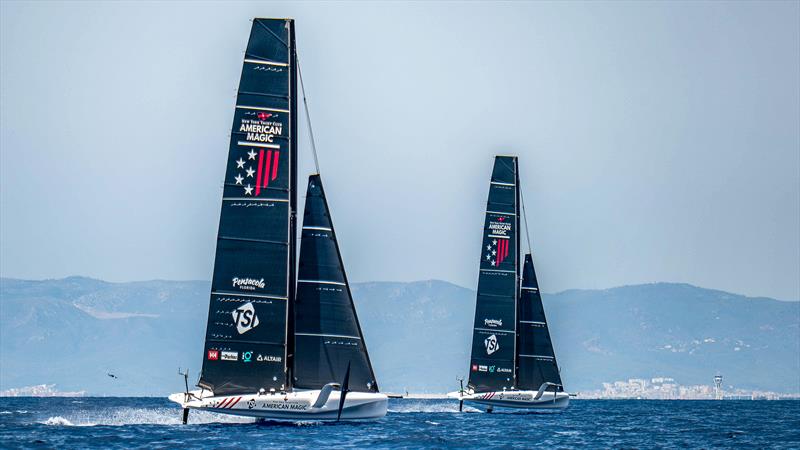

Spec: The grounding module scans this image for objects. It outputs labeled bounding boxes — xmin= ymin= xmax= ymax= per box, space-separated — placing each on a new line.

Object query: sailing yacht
xmin=447 ymin=156 xmax=570 ymax=412
xmin=169 ymin=18 xmax=387 ymax=422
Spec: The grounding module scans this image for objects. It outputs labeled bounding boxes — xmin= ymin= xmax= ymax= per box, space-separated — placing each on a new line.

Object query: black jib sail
xmin=516 ymin=253 xmax=563 ymax=391
xmin=199 ymin=18 xmax=298 ymax=395
xmin=467 ymin=156 xmax=520 ymax=392
xmin=292 ymin=175 xmax=379 ymax=392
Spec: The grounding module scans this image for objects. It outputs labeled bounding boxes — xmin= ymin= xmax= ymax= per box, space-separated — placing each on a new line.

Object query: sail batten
xmin=199 ymin=18 xmax=296 ymax=396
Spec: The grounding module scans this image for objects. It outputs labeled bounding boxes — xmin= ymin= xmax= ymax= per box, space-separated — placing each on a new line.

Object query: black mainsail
xmin=200 ymin=18 xmax=298 ymax=395
xmin=516 ymin=254 xmax=563 ymax=391
xmin=467 ymin=155 xmax=565 ymax=394
xmin=293 ymin=175 xmax=378 ymax=392
xmin=467 ymin=156 xmax=520 ymax=392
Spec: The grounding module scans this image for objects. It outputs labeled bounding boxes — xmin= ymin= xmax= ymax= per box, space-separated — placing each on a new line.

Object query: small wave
xmin=0 ymin=411 xmax=11 ymax=415
xmin=293 ymin=420 xmax=324 ymax=427
xmin=555 ymin=430 xmax=581 ymax=436
xmin=425 ymin=420 xmax=440 ymax=425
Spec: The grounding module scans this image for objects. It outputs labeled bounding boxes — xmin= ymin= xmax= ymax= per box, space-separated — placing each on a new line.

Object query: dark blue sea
xmin=1 ymin=398 xmax=798 ymax=449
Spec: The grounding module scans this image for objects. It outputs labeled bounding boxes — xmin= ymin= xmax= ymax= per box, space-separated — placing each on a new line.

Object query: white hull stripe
xmin=237 ymin=141 xmax=281 ymax=149
xmin=519 ymin=320 xmax=546 ymax=325
xmin=244 ymin=58 xmax=289 ymax=67
xmin=212 ymin=291 xmax=288 ymax=300
xmin=487 ymin=211 xmax=516 ymax=216
xmin=222 ymin=197 xmax=289 ymax=202
xmin=488 ymin=234 xmax=510 ymax=239
xmin=519 ymin=354 xmax=555 ymax=359
xmin=481 ymin=269 xmax=516 ymax=274
xmin=296 ymin=332 xmax=361 ymax=340
xmin=521 ymin=287 xmax=539 ymax=291
xmin=474 ymin=327 xmax=514 ymax=333
xmin=491 ymin=181 xmax=515 ymax=186
xmin=303 ymin=226 xmax=332 ymax=231
xmin=236 ymin=105 xmax=290 ymax=113
xmin=223 ymin=197 xmax=289 ymax=203
xmin=298 ymin=280 xmax=346 ymax=286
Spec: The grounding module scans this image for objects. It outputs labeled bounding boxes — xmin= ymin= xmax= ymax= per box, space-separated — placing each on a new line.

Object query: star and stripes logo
xmin=485 ymin=237 xmax=510 ymax=266
xmin=234 ymin=148 xmax=280 ymax=196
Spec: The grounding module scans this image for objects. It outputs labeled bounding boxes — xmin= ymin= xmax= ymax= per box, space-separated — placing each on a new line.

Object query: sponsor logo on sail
xmin=257 ymin=354 xmax=282 ymax=363
xmin=489 ymin=365 xmax=496 ymax=373
xmin=488 ymin=217 xmax=512 ymax=236
xmin=234 ymin=146 xmax=281 ymax=196
xmin=239 ymin=120 xmax=283 ymax=143
xmin=478 ymin=365 xmax=488 ymax=372
xmin=221 ymin=351 xmax=238 ymax=361
xmin=497 ymin=367 xmax=512 ymax=374
xmin=232 ymin=302 xmax=260 ymax=334
xmin=485 ymin=237 xmax=511 ymax=267
xmin=484 ymin=334 xmax=500 ymax=355
xmin=232 ymin=277 xmax=265 ymax=291
xmin=242 ymin=351 xmax=253 ymax=363
xmin=207 ymin=350 xmax=219 ymax=360
xmin=484 ymin=318 xmax=503 ymax=328
xmin=471 ymin=364 xmax=478 ymax=372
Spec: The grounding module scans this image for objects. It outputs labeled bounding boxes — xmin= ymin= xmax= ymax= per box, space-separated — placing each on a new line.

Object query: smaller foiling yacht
xmin=448 ymin=382 xmax=570 ymax=413
xmin=448 ymin=156 xmax=570 ymax=413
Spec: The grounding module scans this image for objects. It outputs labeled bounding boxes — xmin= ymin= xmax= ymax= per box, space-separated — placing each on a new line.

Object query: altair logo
xmin=232 ymin=302 xmax=260 ymax=334
xmin=485 ymin=334 xmax=500 ymax=355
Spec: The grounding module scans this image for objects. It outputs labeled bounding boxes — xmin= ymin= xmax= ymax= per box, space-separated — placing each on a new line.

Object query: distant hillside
xmin=1 ymin=277 xmax=797 ymax=395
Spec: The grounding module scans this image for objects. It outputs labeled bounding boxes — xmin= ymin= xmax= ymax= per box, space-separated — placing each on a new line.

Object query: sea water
xmin=0 ymin=397 xmax=798 ymax=448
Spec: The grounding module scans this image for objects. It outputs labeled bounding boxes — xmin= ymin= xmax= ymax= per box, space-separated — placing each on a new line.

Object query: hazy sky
xmin=1 ymin=1 xmax=798 ymax=300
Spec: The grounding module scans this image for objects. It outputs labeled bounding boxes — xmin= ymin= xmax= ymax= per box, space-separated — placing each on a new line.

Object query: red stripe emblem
xmin=263 ymin=150 xmax=272 ymax=190
xmin=271 ymin=151 xmax=280 ymax=181
xmin=255 ymin=150 xmax=264 ymax=196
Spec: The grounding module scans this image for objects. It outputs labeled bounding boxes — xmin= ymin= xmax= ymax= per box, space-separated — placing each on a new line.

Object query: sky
xmin=1 ymin=1 xmax=798 ymax=300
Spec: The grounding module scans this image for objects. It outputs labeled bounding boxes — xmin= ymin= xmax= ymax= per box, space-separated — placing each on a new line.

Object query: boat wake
xmin=388 ymin=400 xmax=481 ymax=414
xmin=39 ymin=407 xmax=254 ymax=427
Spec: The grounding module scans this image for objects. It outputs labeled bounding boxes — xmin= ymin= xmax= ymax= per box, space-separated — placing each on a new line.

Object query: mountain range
xmin=1 ymin=277 xmax=797 ymax=396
